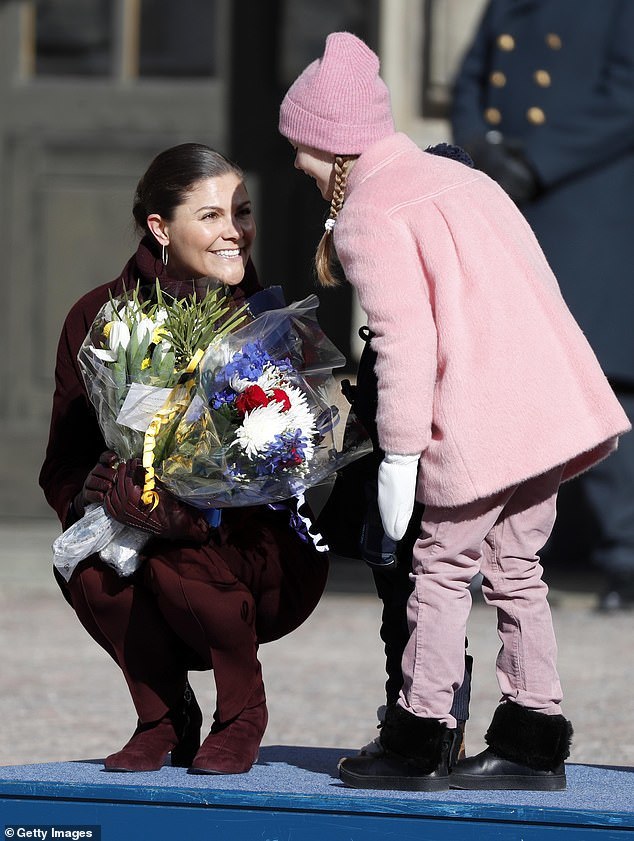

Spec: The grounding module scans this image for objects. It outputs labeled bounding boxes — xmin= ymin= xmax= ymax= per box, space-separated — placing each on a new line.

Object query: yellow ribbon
xmin=141 ymin=348 xmax=205 ymax=509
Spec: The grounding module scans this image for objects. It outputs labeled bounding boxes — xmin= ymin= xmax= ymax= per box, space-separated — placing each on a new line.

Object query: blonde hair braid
xmin=315 ymin=156 xmax=355 ymax=287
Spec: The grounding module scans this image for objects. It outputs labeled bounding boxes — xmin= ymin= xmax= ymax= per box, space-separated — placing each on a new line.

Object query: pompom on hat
xmin=279 ymin=32 xmax=395 ymax=156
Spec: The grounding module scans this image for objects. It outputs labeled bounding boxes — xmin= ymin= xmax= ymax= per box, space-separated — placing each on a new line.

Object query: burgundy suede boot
xmin=104 ymin=685 xmax=203 ymax=772
xmin=189 ymin=685 xmax=268 ymax=775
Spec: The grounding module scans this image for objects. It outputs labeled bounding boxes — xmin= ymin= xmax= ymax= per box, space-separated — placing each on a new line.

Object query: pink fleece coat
xmin=334 ymin=133 xmax=630 ymax=507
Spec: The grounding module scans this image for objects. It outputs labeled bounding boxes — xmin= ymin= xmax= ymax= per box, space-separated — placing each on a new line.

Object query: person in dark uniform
xmin=451 ymin=0 xmax=634 ymax=610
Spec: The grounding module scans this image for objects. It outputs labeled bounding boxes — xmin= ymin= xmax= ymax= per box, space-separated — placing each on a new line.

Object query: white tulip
xmin=91 ymin=319 xmax=131 ymax=362
xmin=134 ymin=317 xmax=154 ymax=345
xmin=109 ymin=320 xmax=131 ymax=352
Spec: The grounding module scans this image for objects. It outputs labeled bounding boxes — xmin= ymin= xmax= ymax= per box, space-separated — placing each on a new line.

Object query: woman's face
xmin=294 ymin=145 xmax=335 ymax=200
xmin=151 ymin=172 xmax=256 ymax=285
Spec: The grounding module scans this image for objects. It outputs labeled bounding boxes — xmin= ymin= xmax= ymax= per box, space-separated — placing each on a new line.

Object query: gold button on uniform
xmin=534 ymin=69 xmax=551 ymax=87
xmin=527 ymin=106 xmax=546 ymax=125
xmin=485 ymin=107 xmax=502 ymax=125
xmin=546 ymin=32 xmax=562 ymax=49
xmin=497 ymin=33 xmax=515 ymax=51
xmin=490 ymin=71 xmax=507 ymax=87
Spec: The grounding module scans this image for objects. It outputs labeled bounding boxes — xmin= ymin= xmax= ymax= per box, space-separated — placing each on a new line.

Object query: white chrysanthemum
xmin=256 ymin=363 xmax=285 ymax=392
xmin=234 ymin=402 xmax=288 ymax=458
xmin=230 ymin=360 xmax=287 ymax=394
xmin=229 ymin=373 xmax=252 ymax=393
xmin=283 ymin=384 xmax=318 ymax=460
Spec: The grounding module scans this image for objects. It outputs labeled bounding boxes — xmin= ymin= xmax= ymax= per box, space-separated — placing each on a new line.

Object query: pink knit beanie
xmin=279 ymin=32 xmax=395 ymax=156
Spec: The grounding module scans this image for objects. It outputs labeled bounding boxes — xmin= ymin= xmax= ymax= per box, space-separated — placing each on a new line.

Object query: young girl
xmin=279 ymin=32 xmax=630 ymax=791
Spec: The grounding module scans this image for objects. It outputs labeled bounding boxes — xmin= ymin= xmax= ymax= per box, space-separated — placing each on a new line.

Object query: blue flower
xmin=255 ymin=428 xmax=308 ymax=476
xmin=203 ymin=341 xmax=294 ymax=410
xmin=207 ymin=386 xmax=236 ymax=410
xmin=225 ymin=341 xmax=273 ymax=382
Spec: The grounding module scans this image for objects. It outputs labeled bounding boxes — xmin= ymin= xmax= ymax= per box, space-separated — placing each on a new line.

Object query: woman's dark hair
xmin=133 ymin=143 xmax=244 ymax=235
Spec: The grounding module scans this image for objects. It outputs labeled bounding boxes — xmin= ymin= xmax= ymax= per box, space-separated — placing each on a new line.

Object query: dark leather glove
xmin=469 ymin=133 xmax=540 ymax=205
xmin=74 ymin=450 xmax=119 ymax=518
xmin=103 ymin=458 xmax=210 ymax=543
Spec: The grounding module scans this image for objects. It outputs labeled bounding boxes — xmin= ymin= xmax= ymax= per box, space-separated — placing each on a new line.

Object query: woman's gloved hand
xmin=74 ymin=450 xmax=119 ymax=518
xmin=377 ymin=453 xmax=420 ymax=541
xmin=103 ymin=458 xmax=210 ymax=543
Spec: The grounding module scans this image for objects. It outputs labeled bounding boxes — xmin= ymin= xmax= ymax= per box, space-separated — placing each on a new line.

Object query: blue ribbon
xmin=204 ymin=508 xmax=222 ymax=528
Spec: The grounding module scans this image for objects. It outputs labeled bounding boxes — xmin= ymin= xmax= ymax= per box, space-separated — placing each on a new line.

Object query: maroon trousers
xmin=60 ymin=504 xmax=328 ymax=725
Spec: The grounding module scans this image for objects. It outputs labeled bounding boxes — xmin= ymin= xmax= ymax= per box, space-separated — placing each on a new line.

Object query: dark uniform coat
xmin=451 ymin=0 xmax=634 ymax=585
xmin=451 ymin=0 xmax=634 ymax=382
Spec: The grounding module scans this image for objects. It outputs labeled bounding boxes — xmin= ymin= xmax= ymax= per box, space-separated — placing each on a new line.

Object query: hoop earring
xmin=162 ymin=244 xmax=169 ymax=266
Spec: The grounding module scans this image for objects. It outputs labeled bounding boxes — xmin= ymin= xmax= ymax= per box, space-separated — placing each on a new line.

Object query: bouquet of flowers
xmin=53 ymin=283 xmax=372 ymax=581
xmin=52 ymin=281 xmax=249 ymax=580
xmin=150 ymin=294 xmax=371 ymax=508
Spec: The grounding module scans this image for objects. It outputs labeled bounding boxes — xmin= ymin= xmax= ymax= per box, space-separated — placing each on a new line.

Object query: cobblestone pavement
xmin=1 ymin=519 xmax=632 ymax=768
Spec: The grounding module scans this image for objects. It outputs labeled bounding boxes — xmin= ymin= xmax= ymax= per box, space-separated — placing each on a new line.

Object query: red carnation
xmin=271 ymin=388 xmax=291 ymax=412
xmin=235 ymin=384 xmax=270 ymax=416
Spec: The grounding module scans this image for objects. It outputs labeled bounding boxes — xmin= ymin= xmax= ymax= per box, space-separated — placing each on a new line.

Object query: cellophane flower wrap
xmin=52 ymin=282 xmax=249 ymax=580
xmin=147 ymin=292 xmax=372 ymax=508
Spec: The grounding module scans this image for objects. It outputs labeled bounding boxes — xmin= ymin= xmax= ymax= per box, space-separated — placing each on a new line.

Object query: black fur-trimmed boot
xmin=450 ymin=701 xmax=573 ymax=791
xmin=338 ymin=705 xmax=458 ymax=791
xmin=357 ymin=705 xmax=468 ymax=766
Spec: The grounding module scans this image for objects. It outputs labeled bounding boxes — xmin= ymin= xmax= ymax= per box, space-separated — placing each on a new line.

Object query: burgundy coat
xmin=40 ymin=237 xmax=327 ymax=646
xmin=39 ymin=238 xmax=328 ymax=722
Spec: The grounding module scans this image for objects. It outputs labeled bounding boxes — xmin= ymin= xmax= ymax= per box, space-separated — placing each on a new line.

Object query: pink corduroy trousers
xmin=399 ymin=466 xmax=565 ymax=728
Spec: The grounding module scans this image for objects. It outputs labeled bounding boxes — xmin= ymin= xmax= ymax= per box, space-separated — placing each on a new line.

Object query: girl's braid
xmin=315 ymin=156 xmax=355 ymax=287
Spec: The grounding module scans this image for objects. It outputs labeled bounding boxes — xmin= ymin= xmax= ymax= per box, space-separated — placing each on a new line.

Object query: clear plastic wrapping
xmin=52 ymin=505 xmax=148 ymax=581
xmin=154 ymin=295 xmax=372 ymax=507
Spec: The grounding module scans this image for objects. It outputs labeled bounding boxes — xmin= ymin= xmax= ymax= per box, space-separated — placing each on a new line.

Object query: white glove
xmin=377 ymin=453 xmax=420 ymax=541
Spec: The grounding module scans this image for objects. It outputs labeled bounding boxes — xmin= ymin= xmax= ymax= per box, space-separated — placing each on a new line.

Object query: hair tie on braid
xmin=324 ymin=218 xmax=336 ymax=233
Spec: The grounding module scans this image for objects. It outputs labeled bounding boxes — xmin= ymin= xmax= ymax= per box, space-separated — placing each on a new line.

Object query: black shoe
xmin=338 ymin=707 xmax=458 ymax=792
xmin=356 ymin=707 xmax=466 ymax=766
xmin=338 ymin=752 xmax=450 ymax=792
xmin=450 ymin=701 xmax=573 ymax=791
xmin=450 ymin=747 xmax=567 ymax=790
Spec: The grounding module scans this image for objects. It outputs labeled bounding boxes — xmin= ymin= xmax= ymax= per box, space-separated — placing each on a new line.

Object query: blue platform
xmin=1 ymin=747 xmax=632 ymax=840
